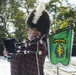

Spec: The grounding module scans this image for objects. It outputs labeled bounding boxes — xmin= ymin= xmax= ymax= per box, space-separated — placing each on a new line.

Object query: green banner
xmin=48 ymin=26 xmax=73 ymax=66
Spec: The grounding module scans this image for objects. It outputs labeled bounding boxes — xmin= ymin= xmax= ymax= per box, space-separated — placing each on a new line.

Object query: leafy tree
xmin=0 ymin=0 xmax=36 ymax=55
xmin=45 ymin=0 xmax=76 ymax=43
xmin=0 ymin=0 xmax=7 ymax=55
xmin=0 ymin=0 xmax=36 ymax=37
xmin=0 ymin=0 xmax=76 ymax=46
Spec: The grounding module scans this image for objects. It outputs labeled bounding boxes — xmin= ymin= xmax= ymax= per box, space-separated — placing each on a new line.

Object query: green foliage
xmin=45 ymin=0 xmax=76 ymax=43
xmin=0 ymin=0 xmax=76 ymax=44
xmin=0 ymin=0 xmax=36 ymax=47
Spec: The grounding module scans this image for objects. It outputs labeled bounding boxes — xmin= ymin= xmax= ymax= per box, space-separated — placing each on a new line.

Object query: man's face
xmin=28 ymin=28 xmax=39 ymax=40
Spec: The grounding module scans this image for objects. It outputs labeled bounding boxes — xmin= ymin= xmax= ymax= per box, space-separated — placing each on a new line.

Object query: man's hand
xmin=3 ymin=49 xmax=8 ymax=56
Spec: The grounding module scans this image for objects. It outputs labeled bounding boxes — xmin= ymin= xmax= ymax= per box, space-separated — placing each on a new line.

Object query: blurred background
xmin=0 ymin=0 xmax=76 ymax=75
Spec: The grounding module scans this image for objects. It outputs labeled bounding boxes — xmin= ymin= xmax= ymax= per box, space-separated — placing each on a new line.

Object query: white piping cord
xmin=36 ymin=42 xmax=40 ymax=75
xmin=36 ymin=34 xmax=46 ymax=75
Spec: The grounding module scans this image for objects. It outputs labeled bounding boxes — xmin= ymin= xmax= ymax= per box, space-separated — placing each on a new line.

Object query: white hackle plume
xmin=32 ymin=4 xmax=45 ymax=24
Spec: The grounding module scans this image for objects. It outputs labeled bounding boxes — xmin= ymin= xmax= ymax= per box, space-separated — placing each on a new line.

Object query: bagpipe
xmin=2 ymin=35 xmax=46 ymax=57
